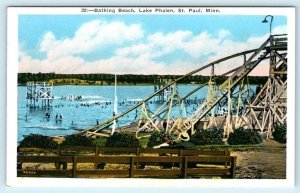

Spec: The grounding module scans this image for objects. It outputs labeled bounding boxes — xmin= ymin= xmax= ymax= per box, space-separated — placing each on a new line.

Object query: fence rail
xmin=17 ymin=154 xmax=236 ymax=179
xmin=19 ymin=146 xmax=230 ymax=156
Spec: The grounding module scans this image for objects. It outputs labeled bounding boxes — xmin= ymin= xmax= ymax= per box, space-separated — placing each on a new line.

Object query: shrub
xmin=227 ymin=128 xmax=263 ymax=145
xmin=18 ymin=134 xmax=58 ymax=148
xmin=189 ymin=128 xmax=224 ymax=145
xmin=272 ymin=124 xmax=286 ymax=143
xmin=61 ymin=134 xmax=94 ymax=146
xmin=93 ymin=137 xmax=107 ymax=147
xmin=105 ymin=132 xmax=140 ymax=147
xmin=147 ymin=131 xmax=173 ymax=148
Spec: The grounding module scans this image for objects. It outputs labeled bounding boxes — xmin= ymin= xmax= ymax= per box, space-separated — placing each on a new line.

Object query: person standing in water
xmin=55 ymin=113 xmax=59 ymax=122
xmin=59 ymin=113 xmax=63 ymax=121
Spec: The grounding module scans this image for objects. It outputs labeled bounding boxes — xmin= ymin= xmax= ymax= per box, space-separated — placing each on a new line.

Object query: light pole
xmin=262 ymin=15 xmax=274 ymax=36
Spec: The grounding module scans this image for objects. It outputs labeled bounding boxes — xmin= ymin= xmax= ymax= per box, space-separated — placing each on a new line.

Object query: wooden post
xmin=129 ymin=157 xmax=134 ymax=178
xmin=136 ymin=147 xmax=140 ymax=168
xmin=55 ymin=145 xmax=61 ymax=170
xmin=62 ymin=162 xmax=67 ymax=170
xmin=136 ymin=147 xmax=140 ymax=156
xmin=225 ymin=151 xmax=230 ymax=169
xmin=179 ymin=149 xmax=183 ymax=156
xmin=72 ymin=156 xmax=77 ymax=178
xmin=179 ymin=149 xmax=183 ymax=169
xmin=94 ymin=147 xmax=99 ymax=169
xmin=182 ymin=156 xmax=188 ymax=179
xmin=95 ymin=147 xmax=99 ymax=155
xmin=56 ymin=145 xmax=61 ymax=155
xmin=230 ymin=156 xmax=237 ymax=178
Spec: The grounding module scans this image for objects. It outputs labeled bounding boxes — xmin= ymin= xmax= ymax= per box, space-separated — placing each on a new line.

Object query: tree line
xmin=18 ymin=73 xmax=268 ymax=85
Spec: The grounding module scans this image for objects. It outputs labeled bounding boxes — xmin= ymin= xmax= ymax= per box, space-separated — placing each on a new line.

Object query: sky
xmin=18 ymin=14 xmax=287 ymax=76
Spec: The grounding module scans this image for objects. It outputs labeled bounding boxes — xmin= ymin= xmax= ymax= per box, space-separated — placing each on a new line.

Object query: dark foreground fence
xmin=19 ymin=146 xmax=231 ymax=156
xmin=17 ymin=147 xmax=236 ymax=179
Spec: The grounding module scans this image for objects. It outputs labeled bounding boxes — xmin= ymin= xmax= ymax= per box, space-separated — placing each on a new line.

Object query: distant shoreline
xmin=18 ymin=73 xmax=269 ymax=86
xmin=17 ymin=81 xmax=205 ymax=86
xmin=18 ymin=82 xmax=157 ymax=86
xmin=17 ymin=81 xmax=261 ymax=87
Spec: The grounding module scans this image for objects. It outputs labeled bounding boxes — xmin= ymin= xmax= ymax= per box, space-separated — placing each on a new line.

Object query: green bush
xmin=147 ymin=131 xmax=173 ymax=148
xmin=61 ymin=134 xmax=94 ymax=146
xmin=272 ymin=124 xmax=286 ymax=143
xmin=189 ymin=128 xmax=224 ymax=145
xmin=105 ymin=132 xmax=140 ymax=147
xmin=93 ymin=137 xmax=107 ymax=147
xmin=227 ymin=128 xmax=263 ymax=145
xmin=18 ymin=134 xmax=58 ymax=148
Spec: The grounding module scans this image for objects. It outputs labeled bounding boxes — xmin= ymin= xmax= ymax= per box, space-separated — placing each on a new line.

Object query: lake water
xmin=17 ymin=84 xmax=257 ymax=142
xmin=17 ymin=85 xmax=210 ymax=142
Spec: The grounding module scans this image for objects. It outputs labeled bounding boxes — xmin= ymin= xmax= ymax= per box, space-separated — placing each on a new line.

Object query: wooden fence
xmin=18 ymin=155 xmax=236 ymax=178
xmin=19 ymin=146 xmax=231 ymax=157
xmin=17 ymin=147 xmax=236 ymax=179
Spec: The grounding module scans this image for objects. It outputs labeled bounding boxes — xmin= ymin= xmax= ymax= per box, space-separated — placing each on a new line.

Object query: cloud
xmin=19 ymin=20 xmax=287 ymax=76
xmin=115 ymin=30 xmax=232 ymax=60
xmin=39 ymin=32 xmax=58 ymax=53
xmin=115 ymin=30 xmax=194 ymax=63
xmin=19 ymin=51 xmax=84 ymax=73
xmin=39 ymin=20 xmax=144 ymax=59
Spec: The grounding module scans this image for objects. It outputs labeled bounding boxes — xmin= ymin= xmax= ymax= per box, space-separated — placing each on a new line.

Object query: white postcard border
xmin=6 ymin=6 xmax=295 ymax=188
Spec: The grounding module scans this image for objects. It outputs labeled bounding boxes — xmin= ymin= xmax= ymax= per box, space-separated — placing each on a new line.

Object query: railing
xmin=17 ymin=154 xmax=236 ymax=179
xmin=19 ymin=146 xmax=231 ymax=157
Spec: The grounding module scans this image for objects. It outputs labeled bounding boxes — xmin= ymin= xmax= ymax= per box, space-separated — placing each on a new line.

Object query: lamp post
xmin=262 ymin=15 xmax=274 ymax=36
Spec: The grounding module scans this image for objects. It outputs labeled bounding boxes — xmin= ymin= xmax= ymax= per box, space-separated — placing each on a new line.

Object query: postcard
xmin=7 ymin=6 xmax=295 ymax=187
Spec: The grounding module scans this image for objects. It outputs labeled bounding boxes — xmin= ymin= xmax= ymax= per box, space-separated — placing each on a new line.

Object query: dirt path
xmin=232 ymin=140 xmax=286 ymax=179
